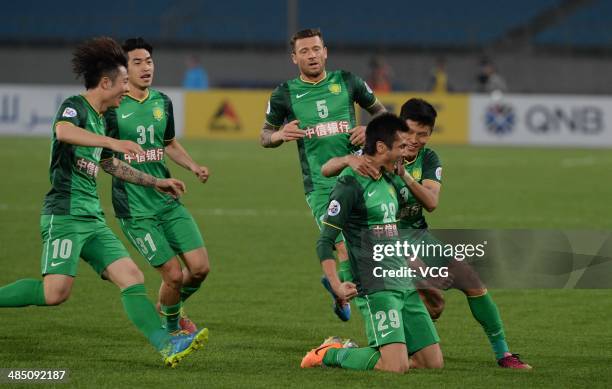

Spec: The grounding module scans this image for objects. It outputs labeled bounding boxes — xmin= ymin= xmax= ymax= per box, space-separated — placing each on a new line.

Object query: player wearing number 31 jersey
xmin=103 ymin=38 xmax=211 ymax=336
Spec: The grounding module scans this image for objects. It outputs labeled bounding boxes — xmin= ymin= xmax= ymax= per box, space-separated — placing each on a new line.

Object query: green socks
xmin=160 ymin=303 xmax=181 ymax=332
xmin=338 ymin=261 xmax=353 ymax=283
xmin=323 ymin=347 xmax=381 ymax=370
xmin=0 ymin=279 xmax=47 ymax=307
xmin=180 ymin=285 xmax=200 ymax=303
xmin=467 ymin=292 xmax=509 ymax=360
xmin=121 ymin=284 xmax=170 ymax=351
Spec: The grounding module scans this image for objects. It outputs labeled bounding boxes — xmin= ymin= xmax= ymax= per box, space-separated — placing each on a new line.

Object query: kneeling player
xmin=322 ymin=98 xmax=531 ymax=369
xmin=301 ymin=114 xmax=443 ymax=373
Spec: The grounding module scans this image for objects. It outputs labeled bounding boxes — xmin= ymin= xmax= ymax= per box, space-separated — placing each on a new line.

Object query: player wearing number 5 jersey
xmin=103 ymin=38 xmax=211 ymax=336
xmin=0 ymin=37 xmax=207 ymax=367
xmin=260 ymin=28 xmax=386 ymax=321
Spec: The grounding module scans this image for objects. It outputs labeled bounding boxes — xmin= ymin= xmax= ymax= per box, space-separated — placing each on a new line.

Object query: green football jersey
xmin=42 ymin=95 xmax=106 ymax=217
xmin=102 ymin=89 xmax=176 ymax=218
xmin=317 ymin=168 xmax=412 ymax=295
xmin=389 ymin=148 xmax=442 ymax=230
xmin=265 ymin=70 xmax=377 ymax=194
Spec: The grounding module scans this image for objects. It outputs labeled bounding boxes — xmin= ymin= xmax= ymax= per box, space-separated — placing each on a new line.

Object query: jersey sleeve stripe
xmin=365 ymin=98 xmax=380 ymax=110
xmin=55 ymin=120 xmax=76 ymax=128
xmin=264 ymin=120 xmax=281 ymax=129
xmin=322 ymin=220 xmax=342 ymax=231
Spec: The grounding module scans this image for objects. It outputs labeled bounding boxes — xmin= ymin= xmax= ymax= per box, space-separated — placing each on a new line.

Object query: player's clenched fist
xmin=333 ymin=281 xmax=358 ymax=301
xmin=191 ymin=165 xmax=210 ymax=183
xmin=155 ymin=178 xmax=186 ymax=198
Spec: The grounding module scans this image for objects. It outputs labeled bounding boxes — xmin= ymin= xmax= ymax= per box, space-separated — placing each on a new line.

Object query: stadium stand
xmin=1 ymin=0 xmax=567 ymax=47
xmin=535 ymin=0 xmax=612 ymax=47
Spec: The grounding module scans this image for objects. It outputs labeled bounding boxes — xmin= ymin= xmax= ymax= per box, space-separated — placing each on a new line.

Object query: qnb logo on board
xmin=484 ymin=103 xmax=515 ymax=136
xmin=525 ymin=105 xmax=604 ymax=135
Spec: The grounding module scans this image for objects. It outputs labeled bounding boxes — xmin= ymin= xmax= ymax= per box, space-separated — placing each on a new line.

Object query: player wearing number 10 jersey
xmin=0 ymin=37 xmax=206 ymax=367
xmin=260 ymin=28 xmax=386 ymax=321
xmin=103 ymin=38 xmax=211 ymax=335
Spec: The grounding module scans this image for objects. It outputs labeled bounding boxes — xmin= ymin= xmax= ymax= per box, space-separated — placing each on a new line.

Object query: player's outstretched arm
xmin=260 ymin=120 xmax=304 ymax=148
xmin=55 ymin=123 xmax=143 ymax=155
xmin=321 ymin=155 xmax=379 ymax=178
xmin=165 ymin=139 xmax=209 ymax=183
xmin=318 ymin=225 xmax=357 ymax=301
xmin=100 ymin=157 xmax=186 ymax=197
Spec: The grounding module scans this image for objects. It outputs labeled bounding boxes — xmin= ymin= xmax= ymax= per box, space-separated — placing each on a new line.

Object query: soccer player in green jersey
xmin=260 ymin=28 xmax=386 ymax=321
xmin=301 ymin=113 xmax=443 ymax=373
xmin=0 ymin=37 xmax=207 ymax=367
xmin=102 ymin=38 xmax=210 ymax=335
xmin=323 ymin=98 xmax=531 ymax=369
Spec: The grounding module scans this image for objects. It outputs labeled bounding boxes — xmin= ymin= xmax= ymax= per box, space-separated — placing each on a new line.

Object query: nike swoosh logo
xmin=380 ymin=331 xmax=392 ymax=338
xmin=367 ymin=190 xmax=376 ymax=197
xmin=121 ymin=112 xmax=135 ymax=119
xmin=296 ymin=92 xmax=310 ymax=99
xmin=50 ymin=261 xmax=66 ymax=267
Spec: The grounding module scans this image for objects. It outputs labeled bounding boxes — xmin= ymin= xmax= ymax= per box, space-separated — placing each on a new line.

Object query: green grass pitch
xmin=0 ymin=137 xmax=611 ymax=388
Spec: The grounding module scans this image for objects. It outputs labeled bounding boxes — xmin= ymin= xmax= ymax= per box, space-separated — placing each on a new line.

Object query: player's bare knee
xmin=379 ymin=362 xmax=407 ymax=374
xmin=423 ymin=351 xmax=444 ymax=369
xmin=162 ymin=267 xmax=183 ymax=291
xmin=429 ymin=300 xmax=445 ymax=320
xmin=45 ymin=290 xmax=70 ymax=306
xmin=428 ymin=355 xmax=444 ymax=369
xmin=190 ymin=263 xmax=209 ymax=282
xmin=123 ymin=262 xmax=145 ymax=285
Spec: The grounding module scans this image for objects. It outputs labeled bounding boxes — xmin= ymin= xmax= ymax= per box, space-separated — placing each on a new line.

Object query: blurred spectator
xmin=183 ymin=55 xmax=209 ymax=90
xmin=428 ymin=57 xmax=453 ymax=93
xmin=477 ymin=58 xmax=507 ymax=93
xmin=367 ymin=56 xmax=393 ymax=93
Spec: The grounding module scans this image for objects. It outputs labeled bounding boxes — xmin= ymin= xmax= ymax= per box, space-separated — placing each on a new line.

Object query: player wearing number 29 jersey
xmin=261 ymin=28 xmax=386 ymax=322
xmin=103 ymin=38 xmax=211 ymax=336
xmin=302 ymin=114 xmax=441 ymax=373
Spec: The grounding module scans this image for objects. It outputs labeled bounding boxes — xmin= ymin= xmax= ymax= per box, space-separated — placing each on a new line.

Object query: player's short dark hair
xmin=363 ymin=113 xmax=408 ymax=156
xmin=122 ymin=37 xmax=153 ymax=55
xmin=290 ymin=28 xmax=324 ymax=52
xmin=399 ymin=98 xmax=437 ymax=130
xmin=72 ymin=37 xmax=127 ymax=89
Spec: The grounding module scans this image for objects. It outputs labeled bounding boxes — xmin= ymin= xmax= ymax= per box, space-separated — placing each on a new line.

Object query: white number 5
xmin=316 ymin=100 xmax=329 ymax=119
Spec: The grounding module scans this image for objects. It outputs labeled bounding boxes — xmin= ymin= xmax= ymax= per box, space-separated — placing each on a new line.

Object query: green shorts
xmin=40 ymin=214 xmax=129 ymax=277
xmin=118 ymin=204 xmax=204 ymax=267
xmin=355 ymin=289 xmax=439 ymax=354
xmin=306 ymin=190 xmax=344 ymax=245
